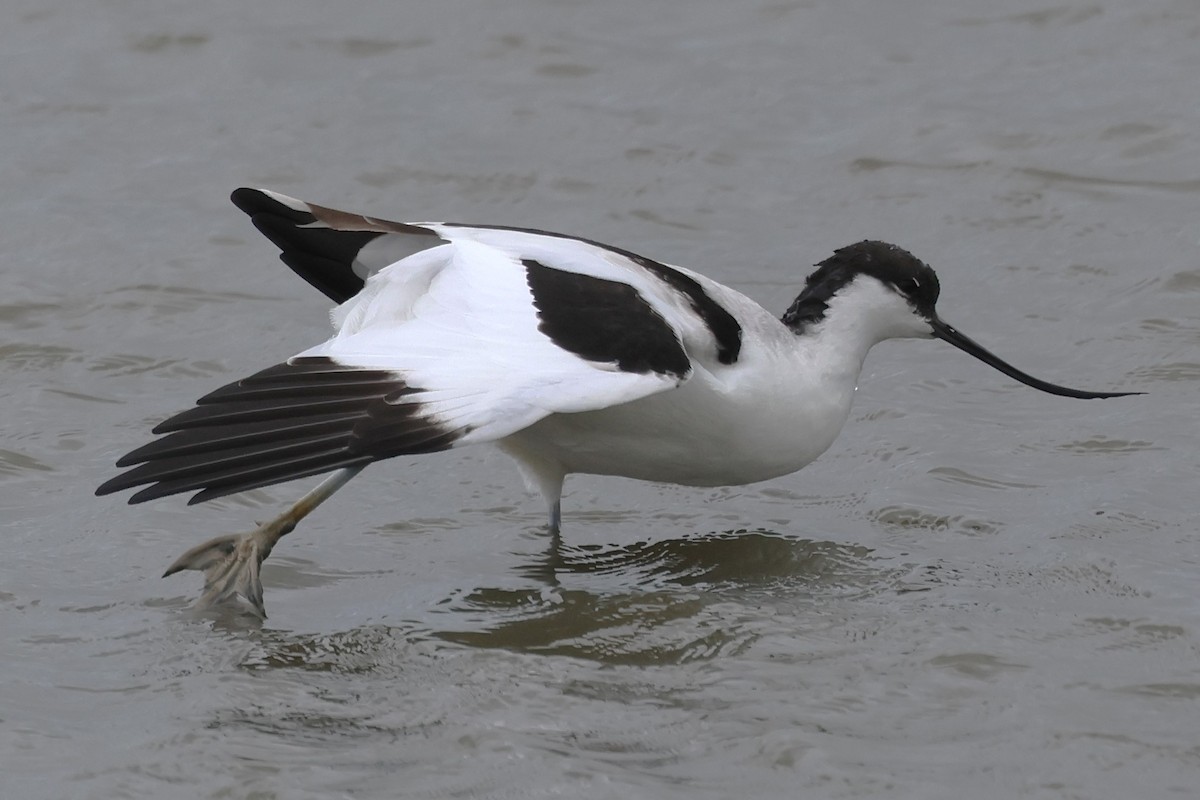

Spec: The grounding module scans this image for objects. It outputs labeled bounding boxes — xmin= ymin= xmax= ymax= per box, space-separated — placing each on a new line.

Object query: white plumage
xmin=97 ymin=188 xmax=1137 ymax=615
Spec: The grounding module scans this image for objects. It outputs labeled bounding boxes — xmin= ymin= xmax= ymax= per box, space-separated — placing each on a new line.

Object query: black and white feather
xmin=99 ymin=189 xmax=766 ymax=510
xmin=98 ymin=188 xmax=1138 ymax=530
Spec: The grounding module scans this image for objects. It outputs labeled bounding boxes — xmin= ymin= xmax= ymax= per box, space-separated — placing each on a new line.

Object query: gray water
xmin=4 ymin=1 xmax=1198 ymax=797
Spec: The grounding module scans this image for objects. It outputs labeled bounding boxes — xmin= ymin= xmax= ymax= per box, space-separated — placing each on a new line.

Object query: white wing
xmin=306 ymin=235 xmax=696 ymax=443
xmin=98 ymin=189 xmax=745 ymax=505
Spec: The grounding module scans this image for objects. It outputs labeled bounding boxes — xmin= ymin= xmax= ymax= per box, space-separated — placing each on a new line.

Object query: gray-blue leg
xmin=162 ymin=465 xmax=366 ymax=618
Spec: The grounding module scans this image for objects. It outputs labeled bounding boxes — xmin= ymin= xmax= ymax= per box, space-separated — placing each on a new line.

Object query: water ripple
xmin=425 ymin=530 xmax=894 ymax=664
xmin=550 ymin=530 xmax=876 ymax=589
xmin=871 ymin=505 xmax=1000 ymax=536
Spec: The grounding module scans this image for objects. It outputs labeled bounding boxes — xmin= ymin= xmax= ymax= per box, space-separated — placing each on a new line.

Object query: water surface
xmin=4 ymin=1 xmax=1198 ymax=797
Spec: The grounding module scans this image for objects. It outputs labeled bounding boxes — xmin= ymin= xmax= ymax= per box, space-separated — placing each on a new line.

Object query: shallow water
xmin=4 ymin=1 xmax=1199 ymax=797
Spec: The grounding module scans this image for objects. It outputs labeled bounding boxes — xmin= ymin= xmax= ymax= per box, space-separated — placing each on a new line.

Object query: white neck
xmin=795 ymin=275 xmax=932 ymax=391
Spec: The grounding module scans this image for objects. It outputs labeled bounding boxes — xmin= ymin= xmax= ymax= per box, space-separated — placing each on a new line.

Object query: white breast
xmin=500 ymin=297 xmax=860 ymax=487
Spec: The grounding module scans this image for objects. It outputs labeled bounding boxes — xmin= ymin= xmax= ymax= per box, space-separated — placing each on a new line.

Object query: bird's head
xmin=783 ymin=240 xmax=1140 ymax=400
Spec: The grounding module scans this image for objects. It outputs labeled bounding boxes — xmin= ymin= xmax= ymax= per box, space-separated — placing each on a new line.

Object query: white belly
xmin=502 ymin=362 xmax=855 ymax=487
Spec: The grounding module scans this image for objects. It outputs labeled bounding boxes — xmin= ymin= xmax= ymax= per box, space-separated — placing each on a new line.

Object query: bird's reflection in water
xmin=434 ymin=528 xmax=891 ymax=665
xmin=188 ymin=528 xmax=895 ymax=670
xmin=525 ymin=527 xmax=875 ymax=587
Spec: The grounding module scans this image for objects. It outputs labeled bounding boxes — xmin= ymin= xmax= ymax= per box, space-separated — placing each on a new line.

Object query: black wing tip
xmin=95 ymin=476 xmax=155 ymax=504
xmin=95 ymin=358 xmax=466 ymax=507
xmin=95 ymin=471 xmax=159 ymax=503
xmin=231 ymin=187 xmax=315 ymax=225
xmin=243 ymin=205 xmax=375 ymax=303
xmin=231 ymin=186 xmax=276 ymax=216
xmin=278 ymin=253 xmax=361 ymax=303
xmin=230 ymin=186 xmax=260 ymax=210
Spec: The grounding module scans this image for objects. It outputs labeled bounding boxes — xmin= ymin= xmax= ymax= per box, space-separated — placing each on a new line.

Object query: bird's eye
xmin=891 ymin=278 xmax=920 ymax=295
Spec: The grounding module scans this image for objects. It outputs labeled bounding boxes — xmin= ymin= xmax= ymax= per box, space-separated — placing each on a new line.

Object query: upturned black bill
xmin=930 ymin=318 xmax=1141 ymax=399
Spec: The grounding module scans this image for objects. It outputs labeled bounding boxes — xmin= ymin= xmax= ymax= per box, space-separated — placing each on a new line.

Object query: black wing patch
xmin=631 ymin=256 xmax=742 ymax=366
xmin=96 ymin=357 xmax=464 ymax=505
xmin=524 ymin=259 xmax=691 ymax=378
xmin=231 ymin=189 xmax=743 ymax=362
xmin=230 ymin=189 xmax=440 ymax=304
xmin=231 ymin=188 xmax=377 ymax=302
xmin=448 ymin=222 xmax=742 ymax=365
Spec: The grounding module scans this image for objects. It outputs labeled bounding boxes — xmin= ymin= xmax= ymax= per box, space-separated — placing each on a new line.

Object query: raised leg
xmin=162 ymin=466 xmax=365 ymax=618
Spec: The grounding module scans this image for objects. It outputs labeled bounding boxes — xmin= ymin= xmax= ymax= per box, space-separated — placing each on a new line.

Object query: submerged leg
xmin=163 ymin=466 xmax=365 ymax=617
xmin=494 ymin=440 xmax=566 ymax=534
xmin=516 ymin=500 xmax=566 ymax=586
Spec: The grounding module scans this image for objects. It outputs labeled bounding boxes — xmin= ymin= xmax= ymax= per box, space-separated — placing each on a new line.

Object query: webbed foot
xmin=163 ymin=517 xmax=295 ymax=618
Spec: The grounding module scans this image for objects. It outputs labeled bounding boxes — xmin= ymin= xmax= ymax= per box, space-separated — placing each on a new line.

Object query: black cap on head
xmin=783 ymin=240 xmax=939 ymax=332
